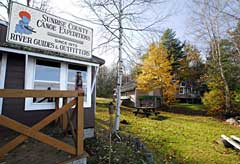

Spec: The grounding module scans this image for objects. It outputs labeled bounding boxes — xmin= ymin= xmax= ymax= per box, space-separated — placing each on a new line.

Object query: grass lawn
xmin=95 ymin=97 xmax=240 ymax=164
xmin=171 ymin=103 xmax=206 ymax=111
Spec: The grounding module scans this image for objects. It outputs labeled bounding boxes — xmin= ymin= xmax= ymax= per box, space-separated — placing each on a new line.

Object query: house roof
xmin=121 ymin=81 xmax=136 ymax=93
xmin=0 ymin=21 xmax=105 ymax=65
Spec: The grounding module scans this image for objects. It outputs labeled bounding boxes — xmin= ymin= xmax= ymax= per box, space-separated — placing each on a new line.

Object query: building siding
xmin=1 ymin=53 xmax=96 ymax=130
xmin=2 ymin=53 xmax=53 ymax=126
xmin=0 ymin=23 xmax=7 ymax=43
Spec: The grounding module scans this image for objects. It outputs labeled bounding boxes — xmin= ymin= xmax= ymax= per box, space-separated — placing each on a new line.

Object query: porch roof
xmin=121 ymin=81 xmax=136 ymax=93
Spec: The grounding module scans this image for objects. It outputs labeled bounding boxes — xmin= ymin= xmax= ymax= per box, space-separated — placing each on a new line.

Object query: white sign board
xmin=7 ymin=2 xmax=92 ymax=59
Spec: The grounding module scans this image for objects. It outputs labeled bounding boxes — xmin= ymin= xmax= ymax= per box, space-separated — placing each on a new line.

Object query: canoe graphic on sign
xmin=15 ymin=11 xmax=36 ymax=34
xmin=7 ymin=2 xmax=93 ymax=59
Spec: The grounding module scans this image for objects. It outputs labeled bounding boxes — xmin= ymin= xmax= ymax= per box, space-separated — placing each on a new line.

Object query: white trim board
xmin=0 ymin=54 xmax=7 ymax=115
xmin=0 ymin=47 xmax=100 ymax=67
xmin=0 ymin=20 xmax=8 ymax=26
xmin=91 ymin=66 xmax=99 ymax=94
xmin=92 ymin=66 xmax=99 ymax=113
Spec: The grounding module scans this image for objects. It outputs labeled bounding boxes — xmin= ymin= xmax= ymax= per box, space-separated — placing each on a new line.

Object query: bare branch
xmin=0 ymin=2 xmax=8 ymax=9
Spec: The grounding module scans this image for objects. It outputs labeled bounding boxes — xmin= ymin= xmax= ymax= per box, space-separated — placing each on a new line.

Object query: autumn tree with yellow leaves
xmin=137 ymin=43 xmax=178 ymax=105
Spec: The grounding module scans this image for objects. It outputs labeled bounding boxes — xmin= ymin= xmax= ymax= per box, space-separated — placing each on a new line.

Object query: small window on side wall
xmin=179 ymin=87 xmax=185 ymax=94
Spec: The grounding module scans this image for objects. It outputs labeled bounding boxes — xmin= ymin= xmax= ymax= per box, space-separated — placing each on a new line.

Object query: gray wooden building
xmin=121 ymin=81 xmax=162 ymax=108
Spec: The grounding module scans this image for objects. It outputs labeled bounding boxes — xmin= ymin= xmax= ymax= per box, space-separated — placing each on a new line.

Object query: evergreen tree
xmin=180 ymin=44 xmax=206 ymax=87
xmin=161 ymin=28 xmax=185 ymax=72
xmin=229 ymin=21 xmax=240 ymax=56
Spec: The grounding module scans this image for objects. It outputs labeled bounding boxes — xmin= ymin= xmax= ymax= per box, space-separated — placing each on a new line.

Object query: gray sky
xmin=0 ymin=0 xmax=193 ymax=66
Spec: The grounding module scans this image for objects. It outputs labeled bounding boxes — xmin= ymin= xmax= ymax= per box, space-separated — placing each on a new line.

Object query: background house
xmin=121 ymin=80 xmax=204 ymax=108
xmin=121 ymin=81 xmax=162 ymax=108
xmin=176 ymin=81 xmax=204 ymax=104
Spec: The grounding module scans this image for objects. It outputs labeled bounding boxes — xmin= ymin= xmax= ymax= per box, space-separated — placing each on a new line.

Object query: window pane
xmin=68 ymin=65 xmax=88 ymax=103
xmin=33 ymin=81 xmax=60 ymax=103
xmin=181 ymin=82 xmax=185 ymax=86
xmin=68 ymin=65 xmax=87 ymax=83
xmin=34 ymin=81 xmax=60 ymax=90
xmin=68 ymin=83 xmax=87 ymax=102
xmin=33 ymin=60 xmax=60 ymax=104
xmin=179 ymin=87 xmax=184 ymax=94
xmin=67 ymin=83 xmax=87 ymax=93
xmin=35 ymin=60 xmax=60 ymax=81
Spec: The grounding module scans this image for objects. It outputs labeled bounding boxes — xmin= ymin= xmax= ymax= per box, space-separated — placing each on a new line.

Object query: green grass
xmin=96 ymin=97 xmax=113 ymax=104
xmin=171 ymin=103 xmax=206 ymax=111
xmin=96 ymin=98 xmax=240 ymax=164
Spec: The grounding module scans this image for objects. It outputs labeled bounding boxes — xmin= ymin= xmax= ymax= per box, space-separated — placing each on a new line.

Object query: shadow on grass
xmin=95 ymin=118 xmax=109 ymax=126
xmin=151 ymin=115 xmax=169 ymax=121
xmin=96 ymin=102 xmax=109 ymax=108
xmin=161 ymin=107 xmax=207 ymax=116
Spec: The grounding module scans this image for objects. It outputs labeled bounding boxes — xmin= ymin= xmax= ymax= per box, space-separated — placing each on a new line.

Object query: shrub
xmin=230 ymin=89 xmax=240 ymax=116
xmin=202 ymin=89 xmax=225 ymax=115
xmin=233 ymin=87 xmax=240 ymax=104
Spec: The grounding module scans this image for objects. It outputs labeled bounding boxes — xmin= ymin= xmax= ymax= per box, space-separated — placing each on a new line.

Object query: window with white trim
xmin=25 ymin=56 xmax=92 ymax=111
xmin=67 ymin=64 xmax=87 ymax=102
xmin=180 ymin=82 xmax=186 ymax=87
xmin=33 ymin=60 xmax=60 ymax=103
xmin=179 ymin=87 xmax=185 ymax=94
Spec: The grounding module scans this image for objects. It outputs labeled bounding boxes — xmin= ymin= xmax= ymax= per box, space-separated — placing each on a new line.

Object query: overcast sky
xmin=0 ymin=0 xmax=194 ymax=67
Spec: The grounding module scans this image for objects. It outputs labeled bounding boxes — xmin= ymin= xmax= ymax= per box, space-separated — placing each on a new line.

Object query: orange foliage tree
xmin=137 ymin=43 xmax=178 ymax=105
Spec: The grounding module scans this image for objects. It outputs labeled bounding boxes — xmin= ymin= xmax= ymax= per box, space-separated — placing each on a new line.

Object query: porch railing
xmin=0 ymin=89 xmax=84 ymax=158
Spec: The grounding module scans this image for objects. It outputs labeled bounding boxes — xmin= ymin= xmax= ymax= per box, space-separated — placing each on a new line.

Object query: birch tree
xmin=190 ymin=0 xmax=231 ymax=110
xmin=72 ymin=0 xmax=170 ymax=132
xmin=209 ymin=0 xmax=240 ymax=57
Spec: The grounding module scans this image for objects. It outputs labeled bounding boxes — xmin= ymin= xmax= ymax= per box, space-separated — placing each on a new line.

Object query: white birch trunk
xmin=113 ymin=0 xmax=123 ymax=132
xmin=216 ymin=41 xmax=231 ymax=110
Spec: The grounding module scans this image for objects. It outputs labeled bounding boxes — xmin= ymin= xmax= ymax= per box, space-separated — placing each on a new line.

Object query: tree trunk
xmin=216 ymin=41 xmax=231 ymax=111
xmin=113 ymin=0 xmax=123 ymax=132
xmin=7 ymin=0 xmax=12 ymax=16
xmin=220 ymin=66 xmax=231 ymax=111
xmin=27 ymin=0 xmax=30 ymax=6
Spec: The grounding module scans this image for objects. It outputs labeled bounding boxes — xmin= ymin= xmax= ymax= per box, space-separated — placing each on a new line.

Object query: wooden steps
xmin=221 ymin=135 xmax=240 ymax=150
